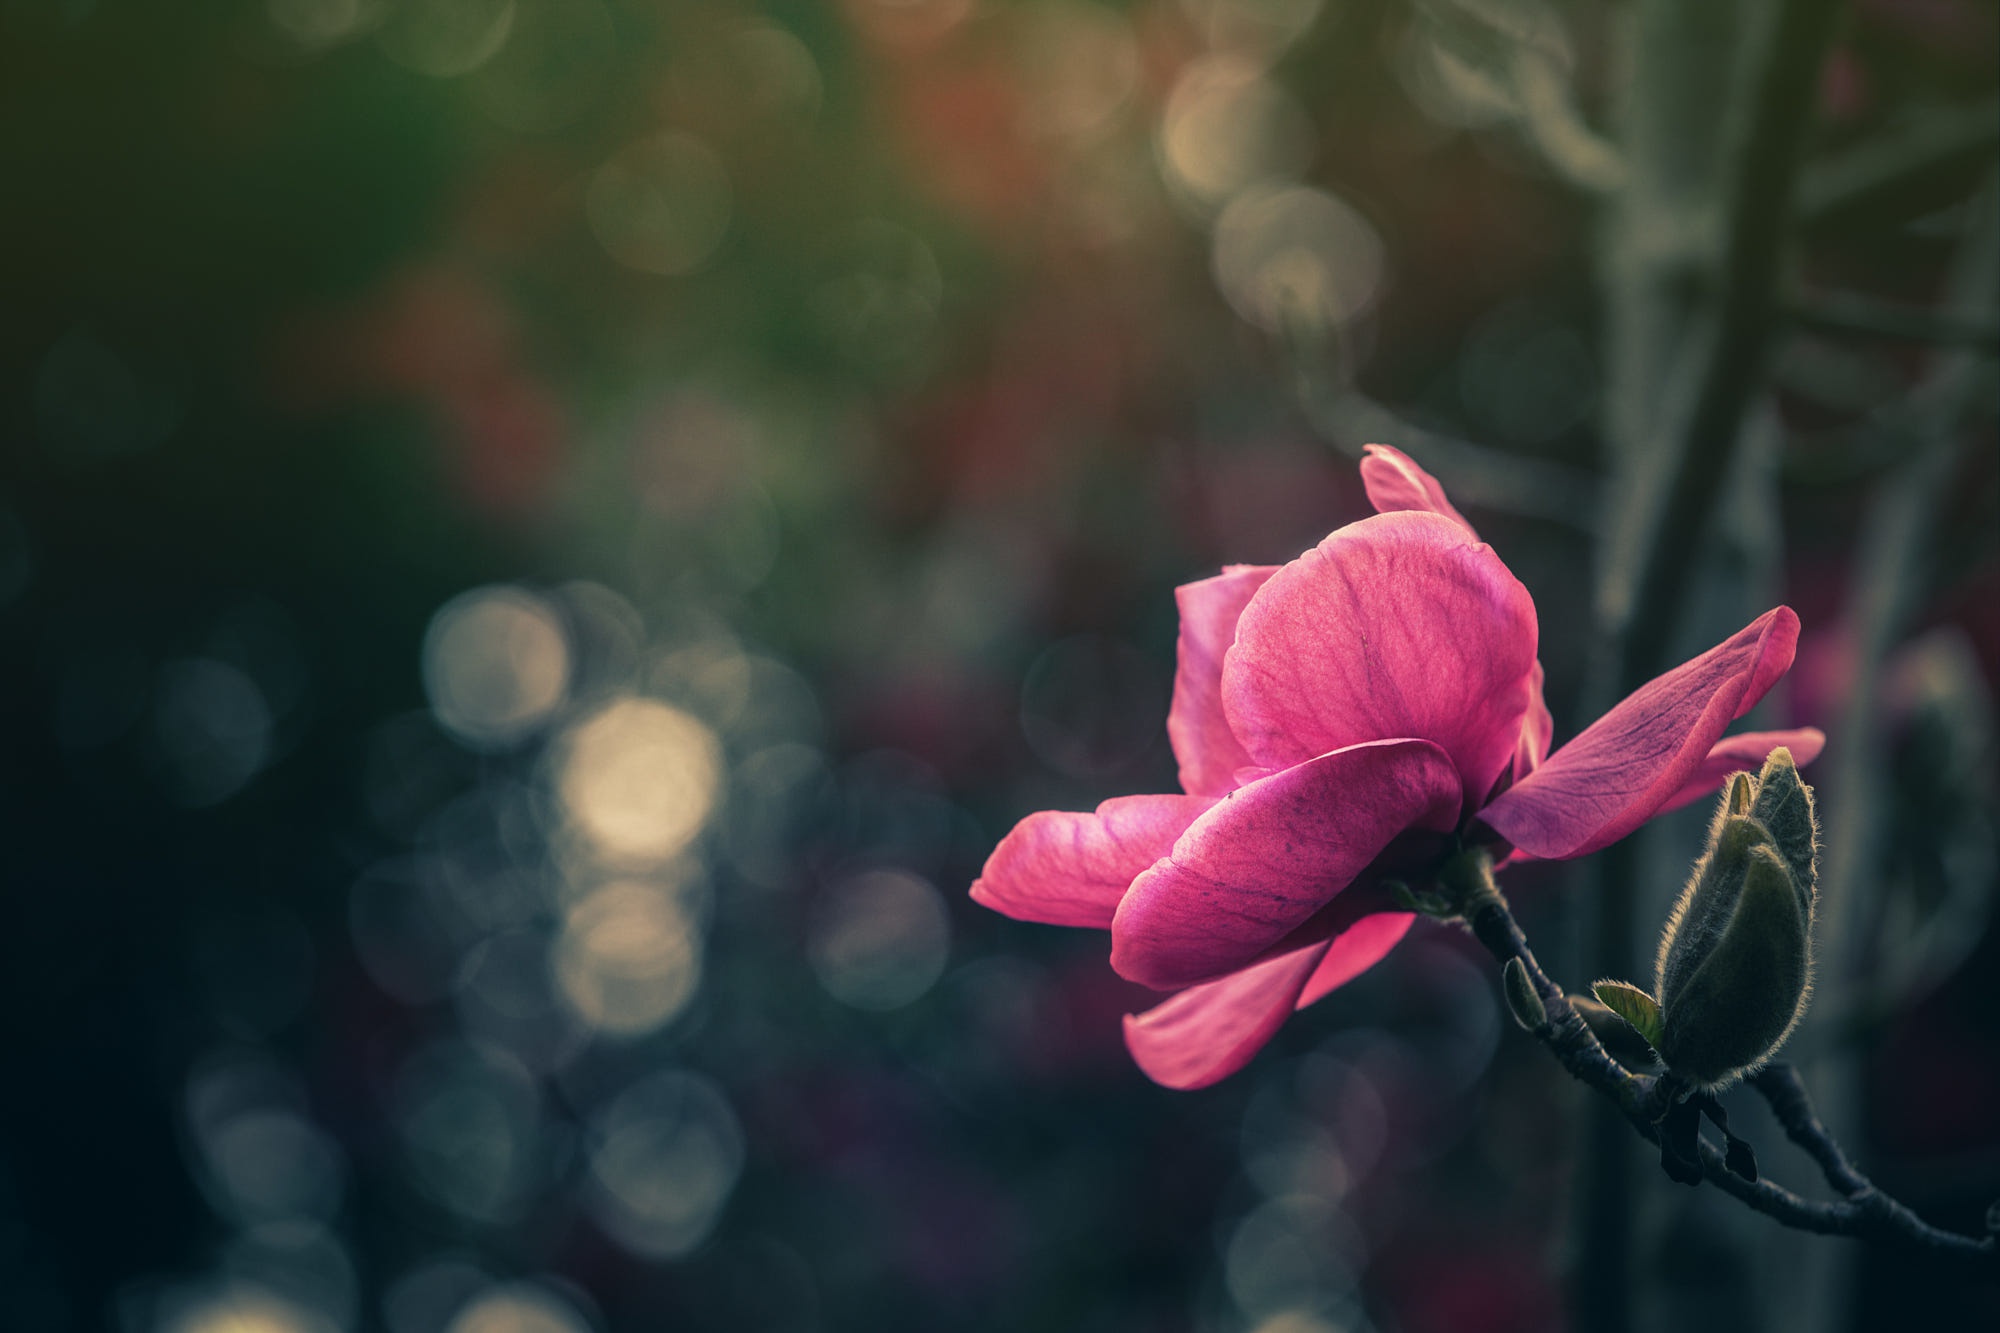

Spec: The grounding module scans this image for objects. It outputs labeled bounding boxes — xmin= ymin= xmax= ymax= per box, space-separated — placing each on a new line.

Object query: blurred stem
xmin=1785 ymin=289 xmax=2000 ymax=350
xmin=1789 ymin=185 xmax=2000 ymax=1330
xmin=1597 ymin=0 xmax=1846 ymax=678
xmin=1796 ymin=97 xmax=2000 ymax=225
xmin=1817 ymin=175 xmax=2000 ymax=1028
xmin=1286 ymin=356 xmax=1602 ymax=530
xmin=1584 ymin=0 xmax=1845 ymax=1324
xmin=1508 ymin=45 xmax=1626 ymax=194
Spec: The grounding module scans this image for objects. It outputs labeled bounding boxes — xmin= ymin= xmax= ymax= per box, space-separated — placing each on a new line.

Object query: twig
xmin=1694 ymin=1135 xmax=1992 ymax=1257
xmin=1456 ymin=878 xmax=1669 ymax=1121
xmin=1509 ymin=45 xmax=1626 ymax=194
xmin=1797 ymin=98 xmax=2000 ymax=225
xmin=1414 ymin=0 xmax=1625 ymax=194
xmin=1786 ymin=289 xmax=2000 ymax=350
xmin=1289 ymin=371 xmax=1603 ymax=531
xmin=1446 ymin=857 xmax=1997 ymax=1262
xmin=1746 ymin=1064 xmax=1868 ymax=1195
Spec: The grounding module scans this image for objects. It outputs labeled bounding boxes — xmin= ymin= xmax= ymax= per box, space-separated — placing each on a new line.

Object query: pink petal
xmin=971 ymin=794 xmax=1215 ymax=929
xmin=1357 ymin=447 xmax=1552 ymax=793
xmin=1513 ymin=659 xmax=1555 ymax=782
xmin=1123 ymin=940 xmax=1331 ymax=1090
xmin=1654 ymin=728 xmax=1826 ymax=817
xmin=1169 ymin=565 xmax=1279 ymax=797
xmin=1478 ymin=607 xmax=1802 ymax=860
xmin=1110 ymin=738 xmax=1461 ymax=989
xmin=1296 ymin=911 xmax=1418 ymax=1009
xmin=1222 ymin=511 xmax=1539 ymax=810
xmin=1360 ymin=443 xmax=1477 ymax=538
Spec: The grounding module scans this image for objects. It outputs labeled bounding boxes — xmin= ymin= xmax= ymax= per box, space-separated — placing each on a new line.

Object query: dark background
xmin=1 ymin=2 xmax=1995 ymax=1331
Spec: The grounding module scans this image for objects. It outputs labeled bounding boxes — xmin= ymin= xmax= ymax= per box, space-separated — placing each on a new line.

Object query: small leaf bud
xmin=1570 ymin=995 xmax=1660 ymax=1066
xmin=1590 ymin=978 xmax=1664 ymax=1050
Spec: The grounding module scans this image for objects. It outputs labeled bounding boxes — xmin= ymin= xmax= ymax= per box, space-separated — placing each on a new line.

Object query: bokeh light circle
xmin=422 ymin=586 xmax=571 ymax=750
xmin=584 ymin=1071 xmax=744 ymax=1260
xmin=446 ymin=1283 xmax=593 ymax=1333
xmin=807 ymin=869 xmax=950 ymax=1011
xmin=557 ymin=697 xmax=723 ymax=867
xmin=553 ymin=879 xmax=702 ymax=1037
xmin=163 ymin=1285 xmax=334 ymax=1333
xmin=1159 ymin=56 xmax=1313 ymax=208
xmin=378 ymin=0 xmax=517 ymax=78
xmin=1211 ymin=184 xmax=1386 ymax=335
xmin=155 ymin=657 xmax=274 ymax=807
xmin=586 ymin=133 xmax=732 ymax=277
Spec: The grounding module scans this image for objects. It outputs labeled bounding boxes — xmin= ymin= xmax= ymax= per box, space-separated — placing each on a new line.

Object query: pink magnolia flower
xmin=971 ymin=445 xmax=1824 ymax=1090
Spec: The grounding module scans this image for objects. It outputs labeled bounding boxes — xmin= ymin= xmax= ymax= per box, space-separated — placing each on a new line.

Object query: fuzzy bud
xmin=1657 ymin=833 xmax=1812 ymax=1088
xmin=1653 ymin=755 xmax=1820 ymax=1089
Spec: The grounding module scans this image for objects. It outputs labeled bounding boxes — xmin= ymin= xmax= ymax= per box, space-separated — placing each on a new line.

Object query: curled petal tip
xmin=1479 ymin=606 xmax=1808 ymax=861
xmin=1358 ymin=444 xmax=1478 ymax=539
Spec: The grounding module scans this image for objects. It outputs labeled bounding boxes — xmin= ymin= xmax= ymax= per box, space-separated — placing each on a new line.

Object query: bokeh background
xmin=1 ymin=1 xmax=1995 ymax=1331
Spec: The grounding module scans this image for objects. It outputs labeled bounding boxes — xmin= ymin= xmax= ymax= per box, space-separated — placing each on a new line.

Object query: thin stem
xmin=1746 ymin=1064 xmax=1869 ymax=1196
xmin=1450 ymin=858 xmax=1997 ymax=1263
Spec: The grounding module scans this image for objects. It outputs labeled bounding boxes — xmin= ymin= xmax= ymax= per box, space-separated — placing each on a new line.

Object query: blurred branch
xmin=1448 ymin=856 xmax=1997 ymax=1261
xmin=1509 ymin=45 xmax=1627 ymax=193
xmin=1598 ymin=0 xmax=1846 ymax=681
xmin=1797 ymin=98 xmax=2000 ymax=226
xmin=1290 ymin=367 xmax=1602 ymax=528
xmin=1419 ymin=0 xmax=1626 ymax=193
xmin=1786 ymin=289 xmax=2000 ymax=350
xmin=1813 ymin=173 xmax=2000 ymax=1042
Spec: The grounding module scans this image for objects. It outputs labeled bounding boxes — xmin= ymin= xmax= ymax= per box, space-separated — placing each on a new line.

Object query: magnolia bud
xmin=1656 ymin=820 xmax=1813 ymax=1089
